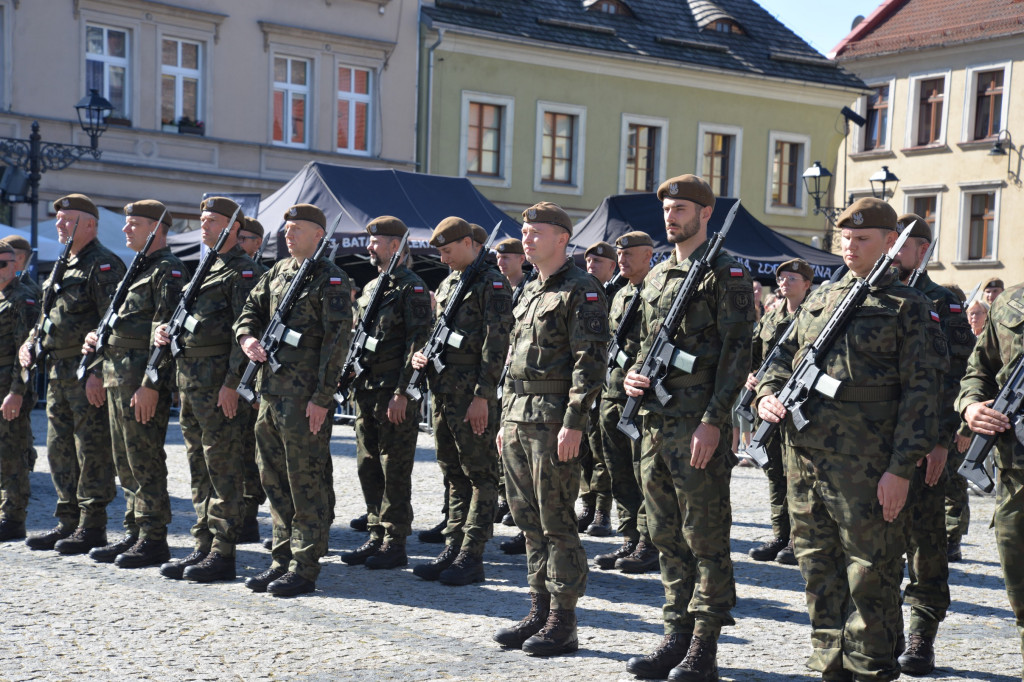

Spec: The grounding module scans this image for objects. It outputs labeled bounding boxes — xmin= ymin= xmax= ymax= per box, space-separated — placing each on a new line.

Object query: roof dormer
xmin=687 ymin=0 xmax=745 ymax=35
xmin=583 ymin=0 xmax=635 ymax=18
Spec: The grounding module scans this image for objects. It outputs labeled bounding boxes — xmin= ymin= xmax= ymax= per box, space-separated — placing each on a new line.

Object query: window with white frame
xmin=904 ymin=192 xmax=941 ymax=261
xmin=766 ymin=131 xmax=809 ymax=215
xmin=696 ymin=123 xmax=742 ymax=198
xmin=534 ymin=102 xmax=586 ymax=194
xmin=621 ymin=115 xmax=667 ymax=193
xmin=961 ymin=189 xmax=998 ymax=261
xmin=862 ymin=82 xmax=891 ymax=152
xmin=161 ymin=38 xmax=202 ymax=127
xmin=86 ymin=24 xmax=130 ymax=122
xmin=907 ymin=73 xmax=948 ymax=147
xmin=963 ymin=64 xmax=1010 ymax=143
xmin=337 ymin=64 xmax=371 ymax=155
xmin=273 ymin=55 xmax=310 ymax=148
xmin=459 ymin=92 xmax=514 ymax=187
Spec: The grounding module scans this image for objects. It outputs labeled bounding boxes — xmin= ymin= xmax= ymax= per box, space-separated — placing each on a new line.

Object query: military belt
xmin=296 ymin=335 xmax=323 ymax=349
xmin=368 ymin=357 xmax=403 ymax=375
xmin=51 ymin=347 xmax=83 ymax=360
xmin=834 ymin=385 xmax=900 ymax=402
xmin=0 ymin=354 xmax=13 ymax=366
xmin=108 ymin=335 xmax=149 ymax=350
xmin=510 ymin=379 xmax=571 ymax=395
xmin=663 ymin=368 xmax=717 ymax=390
xmin=444 ymin=352 xmax=480 ymax=366
xmin=179 ymin=343 xmax=231 ymax=358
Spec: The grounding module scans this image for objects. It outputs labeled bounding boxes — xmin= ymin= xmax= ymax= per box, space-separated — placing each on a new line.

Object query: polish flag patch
xmin=171 ymin=270 xmax=182 ymax=278
xmin=585 ymin=292 xmax=599 ymax=302
xmin=330 ymin=277 xmax=342 ymax=285
xmin=949 ymin=303 xmax=962 ymax=314
xmin=930 ymin=310 xmax=940 ymax=322
xmin=492 ymin=281 xmax=504 ymax=290
xmin=25 ymin=299 xmax=35 ymax=306
xmin=242 ymin=270 xmax=254 ymax=278
xmin=414 ymin=285 xmax=425 ymax=293
xmin=99 ymin=263 xmax=111 ymax=272
xmin=729 ymin=267 xmax=744 ymax=278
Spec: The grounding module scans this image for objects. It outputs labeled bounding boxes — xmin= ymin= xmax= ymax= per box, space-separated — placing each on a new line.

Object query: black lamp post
xmin=0 ymin=88 xmax=113 ymax=275
xmin=802 ymin=161 xmax=845 ymax=251
xmin=869 ymin=165 xmax=900 ymax=200
xmin=988 ymin=130 xmax=1021 ymax=184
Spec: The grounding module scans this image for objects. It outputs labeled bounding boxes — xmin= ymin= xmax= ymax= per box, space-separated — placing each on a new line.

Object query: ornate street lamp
xmin=988 ymin=130 xmax=1021 ymax=185
xmin=802 ymin=161 xmax=845 ymax=251
xmin=869 ymin=165 xmax=900 ymax=200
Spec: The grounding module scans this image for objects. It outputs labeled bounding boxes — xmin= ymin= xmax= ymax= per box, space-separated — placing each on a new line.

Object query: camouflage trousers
xmin=993 ymin=467 xmax=1024 ymax=668
xmin=762 ymin=436 xmax=790 ymax=540
xmin=597 ymin=398 xmax=644 ymax=541
xmin=579 ymin=400 xmax=612 ymax=513
xmin=240 ymin=400 xmax=266 ymax=519
xmin=256 ymin=394 xmax=332 ymax=582
xmin=0 ymin=389 xmax=33 ymax=523
xmin=354 ymin=389 xmax=419 ymax=543
xmin=902 ymin=460 xmax=950 ymax=638
xmin=641 ymin=413 xmax=735 ymax=638
xmin=109 ymin=384 xmax=172 ymax=540
xmin=179 ymin=385 xmax=245 ymax=556
xmin=432 ymin=392 xmax=498 ymax=556
xmin=786 ymin=444 xmax=906 ymax=681
xmin=46 ymin=376 xmax=115 ymax=530
xmin=502 ymin=420 xmax=587 ymax=610
xmin=944 ymin=448 xmax=970 ymax=544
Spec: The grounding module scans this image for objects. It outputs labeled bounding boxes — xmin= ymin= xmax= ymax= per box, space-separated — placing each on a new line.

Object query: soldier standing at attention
xmin=0 ymin=243 xmax=36 ymax=541
xmin=153 ymin=197 xmax=258 ymax=580
xmin=757 ymin=198 xmax=946 ymax=682
xmin=341 ymin=217 xmax=432 ymax=570
xmin=237 ymin=203 xmax=351 ymax=596
xmin=492 ymin=201 xmax=609 ymax=657
xmin=80 ymin=201 xmax=189 ymax=567
xmin=0 ymin=235 xmax=42 ymax=298
xmin=410 ymin=217 xmax=512 ymax=585
xmin=19 ymin=194 xmax=126 ymax=552
xmin=745 ymin=258 xmax=814 ymax=567
xmin=623 ymin=176 xmax=753 ymax=681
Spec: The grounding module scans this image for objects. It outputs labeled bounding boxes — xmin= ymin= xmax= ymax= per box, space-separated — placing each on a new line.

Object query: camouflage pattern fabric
xmin=579 ymin=406 xmax=612 ymax=513
xmin=944 ymin=443 xmax=970 ymax=544
xmin=0 ymin=280 xmax=36 ymax=523
xmin=239 ymin=258 xmax=268 ymax=520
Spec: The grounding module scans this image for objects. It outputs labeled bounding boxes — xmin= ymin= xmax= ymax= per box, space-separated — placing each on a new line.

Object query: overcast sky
xmin=756 ymin=0 xmax=886 ymax=55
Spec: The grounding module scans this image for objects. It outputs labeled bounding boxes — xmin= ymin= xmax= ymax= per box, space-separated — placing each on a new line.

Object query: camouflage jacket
xmin=426 ymin=257 xmax=512 ymax=400
xmin=353 ymin=265 xmax=432 ymax=395
xmin=751 ymin=303 xmax=796 ymax=370
xmin=602 ymin=280 xmax=644 ymax=402
xmin=235 ymin=257 xmax=352 ymax=408
xmin=173 ymin=245 xmax=259 ymax=391
xmin=502 ymin=258 xmax=609 ymax=430
xmin=100 ymin=247 xmax=189 ymax=390
xmin=627 ymin=242 xmax=754 ymax=426
xmin=956 ymin=282 xmax=1024 ymax=469
xmin=758 ymin=269 xmax=947 ymax=479
xmin=0 ymin=279 xmax=36 ymax=396
xmin=41 ymin=238 xmax=126 ymax=381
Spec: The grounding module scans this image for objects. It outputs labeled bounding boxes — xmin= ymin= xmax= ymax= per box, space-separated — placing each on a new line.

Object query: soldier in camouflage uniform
xmin=757 ymin=198 xmax=946 ymax=682
xmin=78 ymin=201 xmax=189 ymax=567
xmin=745 ymin=258 xmax=814 ymax=567
xmin=152 ymin=197 xmax=260 ymax=581
xmin=623 ymin=176 xmax=753 ymax=681
xmin=19 ymin=194 xmax=126 ymax=552
xmin=492 ymin=201 xmax=608 ymax=657
xmin=593 ymin=231 xmax=658 ymax=573
xmin=341 ymin=216 xmax=432 ymax=570
xmin=410 ymin=217 xmax=511 ymax=585
xmin=237 ymin=203 xmax=351 ymax=596
xmin=891 ymin=213 xmax=974 ymax=674
xmin=0 ymin=243 xmax=36 ymax=541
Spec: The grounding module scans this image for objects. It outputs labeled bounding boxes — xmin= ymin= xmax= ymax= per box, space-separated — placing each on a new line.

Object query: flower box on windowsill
xmin=178 ymin=124 xmax=204 ymax=136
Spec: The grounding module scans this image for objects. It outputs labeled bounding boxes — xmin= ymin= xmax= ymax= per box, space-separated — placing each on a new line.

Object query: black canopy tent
xmin=569 ymin=193 xmax=843 ymax=282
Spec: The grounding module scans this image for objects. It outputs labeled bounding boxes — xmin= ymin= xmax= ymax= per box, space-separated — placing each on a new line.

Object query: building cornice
xmin=75 ymin=0 xmax=228 ymax=40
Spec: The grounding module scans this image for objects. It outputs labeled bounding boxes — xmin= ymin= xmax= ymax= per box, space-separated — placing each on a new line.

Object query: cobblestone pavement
xmin=1 ymin=410 xmax=1019 ymax=681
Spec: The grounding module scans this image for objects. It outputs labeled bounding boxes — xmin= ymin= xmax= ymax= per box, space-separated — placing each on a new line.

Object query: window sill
xmin=900 ymin=144 xmax=950 ymax=156
xmin=956 ymin=140 xmax=997 ymax=152
xmin=951 ymin=259 xmax=1002 ymax=269
xmin=849 ymin=149 xmax=896 ymax=161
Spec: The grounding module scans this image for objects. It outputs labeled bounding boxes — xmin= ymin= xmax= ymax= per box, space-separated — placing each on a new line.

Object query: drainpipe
xmin=424 ymin=27 xmax=445 ymax=175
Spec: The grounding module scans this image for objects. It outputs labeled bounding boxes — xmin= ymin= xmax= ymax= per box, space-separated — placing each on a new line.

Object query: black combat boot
xmin=245 ymin=566 xmax=287 ymax=593
xmin=748 ymin=536 xmax=787 ymax=561
xmin=522 ymin=608 xmax=578 ymax=657
xmin=262 ymin=537 xmax=273 ymax=550
xmin=626 ymin=633 xmax=692 ymax=679
xmin=947 ymin=537 xmax=962 ymax=562
xmin=418 ymin=516 xmax=448 ymax=544
xmin=898 ymin=633 xmax=936 ymax=676
xmin=349 ymin=513 xmax=368 ymax=532
xmin=25 ymin=525 xmax=72 ymax=551
xmin=586 ymin=509 xmax=612 ymax=537
xmin=595 ymin=538 xmax=636 ymax=570
xmin=494 ymin=498 xmax=510 ymax=524
xmin=238 ymin=516 xmax=261 ymax=544
xmin=183 ymin=551 xmax=236 ymax=582
xmin=493 ymin=593 xmax=550 ymax=649
xmin=502 ymin=511 xmax=516 ymax=526
xmin=267 ymin=571 xmax=315 ymax=597
xmin=499 ymin=531 xmax=526 ymax=555
xmin=114 ymin=538 xmax=171 ymax=568
xmin=341 ymin=537 xmax=382 ymax=565
xmin=55 ymin=527 xmax=107 ymax=555
xmin=576 ymin=504 xmax=595 ymax=533
xmin=616 ymin=538 xmax=659 ymax=573
xmin=412 ymin=544 xmax=459 ymax=581
xmin=91 ymin=534 xmax=138 ymax=563
xmin=439 ymin=551 xmax=485 ymax=586
xmin=0 ymin=518 xmax=26 ymax=542
xmin=160 ymin=549 xmax=208 ymax=579
xmin=775 ymin=539 xmax=797 ymax=565
xmin=365 ymin=541 xmax=407 ymax=570
xmin=668 ymin=635 xmax=718 ymax=681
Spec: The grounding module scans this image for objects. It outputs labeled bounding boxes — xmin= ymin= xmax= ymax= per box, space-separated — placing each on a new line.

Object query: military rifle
xmin=21 ymin=217 xmax=79 ymax=383
xmin=605 ymin=282 xmax=644 ymax=385
xmin=18 ymin=251 xmax=34 ymax=285
xmin=744 ymin=225 xmax=914 ymax=468
xmin=604 ymin=272 xmax=625 ymax=298
xmin=957 ymin=353 xmax=1024 ymax=493
xmin=495 ymin=267 xmax=538 ymax=401
xmin=144 ymin=206 xmax=241 ymax=384
xmin=906 ymin=238 xmax=937 ymax=288
xmin=334 ymin=230 xmax=410 ymax=403
xmin=405 ymin=222 xmax=502 ymax=401
xmin=964 ymin=281 xmax=983 ymax=307
xmin=236 ymin=214 xmax=342 ymax=404
xmin=77 ymin=210 xmax=166 ymax=381
xmin=616 ymin=200 xmax=741 ymax=441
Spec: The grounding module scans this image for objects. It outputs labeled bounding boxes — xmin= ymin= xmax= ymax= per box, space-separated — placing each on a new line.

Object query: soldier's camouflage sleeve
xmin=565 ymin=283 xmax=609 ymax=431
xmin=702 ymin=261 xmax=755 ymax=427
xmin=140 ymin=258 xmax=190 ymax=391
xmin=233 ymin=264 xmax=273 ymax=372
xmin=86 ymin=253 xmax=126 ymax=323
xmin=957 ymin=284 xmax=1024 ymax=413
xmin=5 ymin=285 xmax=35 ymax=396
xmin=398 ymin=278 xmax=433 ymax=395
xmin=474 ymin=271 xmax=513 ymax=401
xmin=225 ymin=261 xmax=262 ymax=389
xmin=934 ymin=291 xmax=975 ymax=444
xmin=312 ymin=264 xmax=352 ymax=408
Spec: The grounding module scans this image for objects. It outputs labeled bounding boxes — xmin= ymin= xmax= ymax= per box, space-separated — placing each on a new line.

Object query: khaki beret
xmin=241 ymin=217 xmax=264 ymax=238
xmin=495 ymin=238 xmax=524 ymax=255
xmin=0 ymin=243 xmax=14 ymax=257
xmin=657 ymin=174 xmax=715 ymax=209
xmin=776 ymin=258 xmax=814 ymax=282
xmin=896 ymin=213 xmax=932 ymax=242
xmin=284 ymin=203 xmax=326 ymax=230
xmin=200 ymin=196 xmax=242 ymax=223
xmin=984 ymin=277 xmax=1004 ymax=290
xmin=585 ymin=241 xmax=615 ymax=260
xmin=52 ymin=193 xmax=99 ymax=219
xmin=522 ymin=201 xmax=572 ymax=234
xmin=0 ymin=235 xmax=31 ymax=252
xmin=366 ymin=215 xmax=407 ymax=237
xmin=470 ymin=223 xmax=488 ymax=244
xmin=430 ymin=216 xmax=473 ymax=247
xmin=124 ymin=199 xmax=172 ymax=227
xmin=615 ymin=231 xmax=654 ymax=249
xmin=837 ymin=197 xmax=897 ymax=231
